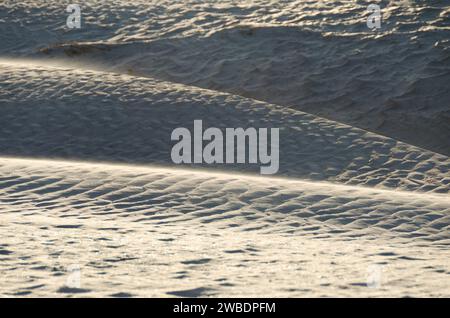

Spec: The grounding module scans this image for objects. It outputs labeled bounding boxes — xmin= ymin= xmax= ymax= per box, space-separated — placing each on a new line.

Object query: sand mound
xmin=37 ymin=26 xmax=450 ymax=155
xmin=1 ymin=0 xmax=449 ymax=298
xmin=1 ymin=61 xmax=449 ymax=193
xmin=0 ymin=158 xmax=449 ymax=297
xmin=2 ymin=0 xmax=448 ymax=154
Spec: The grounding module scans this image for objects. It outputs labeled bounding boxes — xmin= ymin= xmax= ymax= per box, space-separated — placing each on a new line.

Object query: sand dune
xmin=0 ymin=61 xmax=449 ymax=296
xmin=2 ymin=0 xmax=449 ymax=154
xmin=1 ymin=61 xmax=449 ymax=194
xmin=36 ymin=26 xmax=450 ymax=155
xmin=0 ymin=158 xmax=449 ymax=297
xmin=0 ymin=0 xmax=449 ymax=298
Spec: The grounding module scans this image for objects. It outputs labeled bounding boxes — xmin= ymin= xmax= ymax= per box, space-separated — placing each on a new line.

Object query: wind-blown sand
xmin=2 ymin=0 xmax=449 ymax=154
xmin=0 ymin=0 xmax=449 ymax=297
xmin=0 ymin=158 xmax=449 ymax=297
xmin=1 ymin=61 xmax=449 ymax=193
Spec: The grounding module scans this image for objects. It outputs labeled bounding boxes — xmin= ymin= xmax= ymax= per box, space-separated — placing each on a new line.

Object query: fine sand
xmin=0 ymin=0 xmax=449 ymax=297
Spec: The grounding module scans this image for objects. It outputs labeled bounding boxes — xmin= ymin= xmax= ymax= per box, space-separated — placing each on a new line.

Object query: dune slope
xmin=0 ymin=0 xmax=449 ymax=298
xmin=0 ymin=158 xmax=449 ymax=297
xmin=0 ymin=61 xmax=449 ymax=193
xmin=0 ymin=61 xmax=449 ymax=297
xmin=2 ymin=0 xmax=449 ymax=154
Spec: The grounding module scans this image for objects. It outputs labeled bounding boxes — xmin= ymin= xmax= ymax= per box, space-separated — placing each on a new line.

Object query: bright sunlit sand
xmin=0 ymin=0 xmax=449 ymax=297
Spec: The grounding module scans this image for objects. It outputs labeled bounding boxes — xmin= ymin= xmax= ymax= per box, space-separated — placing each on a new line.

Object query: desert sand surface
xmin=0 ymin=158 xmax=449 ymax=297
xmin=2 ymin=0 xmax=449 ymax=154
xmin=0 ymin=1 xmax=449 ymax=297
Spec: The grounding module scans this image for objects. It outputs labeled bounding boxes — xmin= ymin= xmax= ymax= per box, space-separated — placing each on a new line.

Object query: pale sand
xmin=0 ymin=61 xmax=449 ymax=297
xmin=0 ymin=0 xmax=449 ymax=297
xmin=2 ymin=0 xmax=448 ymax=154
xmin=0 ymin=61 xmax=448 ymax=193
xmin=0 ymin=158 xmax=449 ymax=297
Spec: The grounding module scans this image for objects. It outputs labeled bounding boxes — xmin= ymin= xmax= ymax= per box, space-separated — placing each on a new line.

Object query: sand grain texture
xmin=0 ymin=0 xmax=449 ymax=297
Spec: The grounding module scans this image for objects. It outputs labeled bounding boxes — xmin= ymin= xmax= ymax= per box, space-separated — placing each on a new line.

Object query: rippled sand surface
xmin=0 ymin=1 xmax=449 ymax=297
xmin=2 ymin=0 xmax=449 ymax=154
